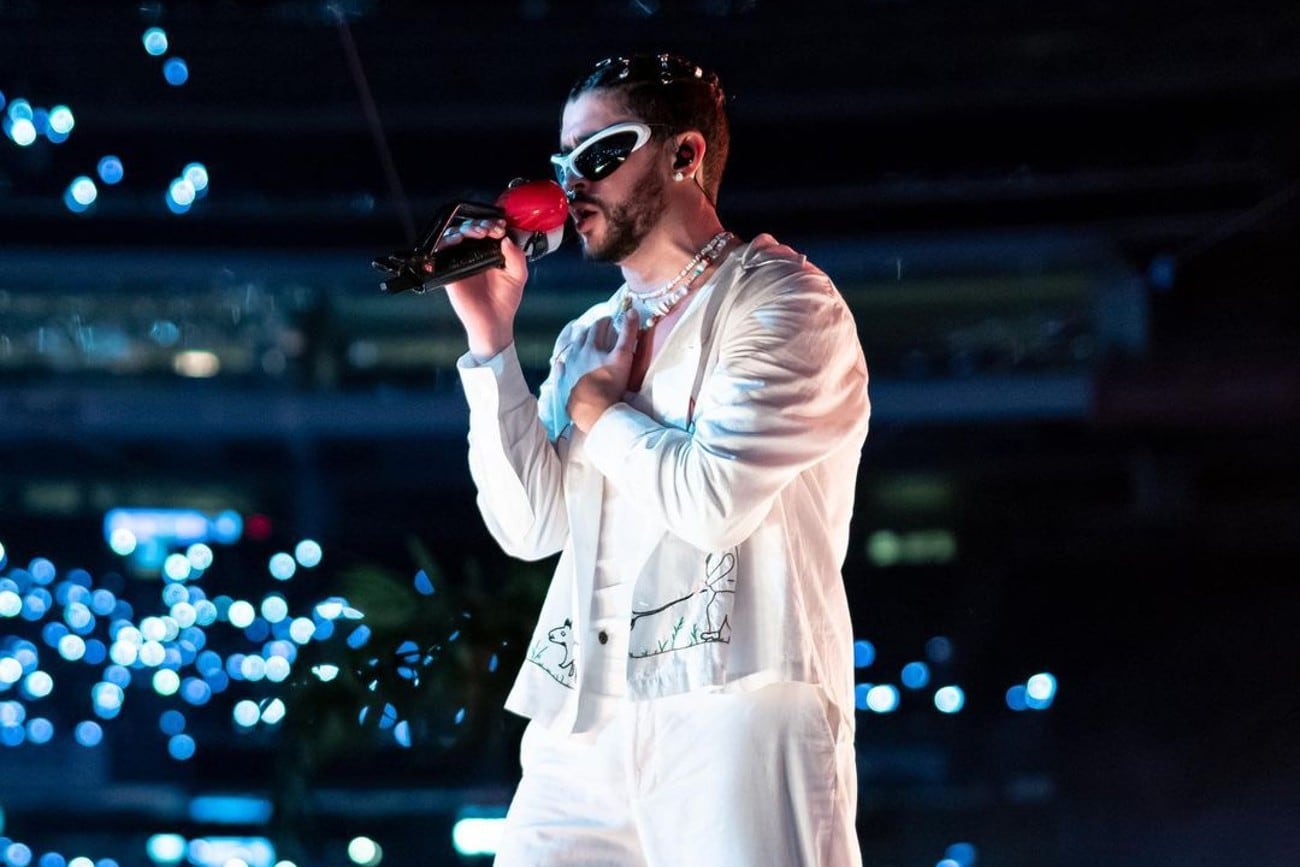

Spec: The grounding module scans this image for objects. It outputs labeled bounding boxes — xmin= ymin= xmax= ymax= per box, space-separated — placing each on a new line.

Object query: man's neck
xmin=619 ymin=202 xmax=726 ymax=294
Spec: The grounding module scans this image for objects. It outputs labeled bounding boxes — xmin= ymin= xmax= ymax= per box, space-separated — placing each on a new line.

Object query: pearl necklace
xmin=618 ymin=231 xmax=734 ymax=331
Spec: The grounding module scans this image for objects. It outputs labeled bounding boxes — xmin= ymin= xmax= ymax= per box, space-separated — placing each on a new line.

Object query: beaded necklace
xmin=618 ymin=231 xmax=734 ymax=331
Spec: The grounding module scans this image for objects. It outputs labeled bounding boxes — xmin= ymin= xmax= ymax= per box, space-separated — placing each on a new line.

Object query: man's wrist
xmin=570 ymin=393 xmax=617 ymax=433
xmin=467 ymin=328 xmax=514 ymax=364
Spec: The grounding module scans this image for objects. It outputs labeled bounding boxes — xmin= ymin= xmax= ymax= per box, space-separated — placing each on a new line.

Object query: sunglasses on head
xmin=550 ymin=121 xmax=653 ymax=186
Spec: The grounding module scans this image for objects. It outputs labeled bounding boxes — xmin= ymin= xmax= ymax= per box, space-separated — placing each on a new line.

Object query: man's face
xmin=559 ymin=91 xmax=668 ymax=264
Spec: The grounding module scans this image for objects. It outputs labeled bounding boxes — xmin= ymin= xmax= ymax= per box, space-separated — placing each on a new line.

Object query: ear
xmin=670 ymin=131 xmax=707 ymax=178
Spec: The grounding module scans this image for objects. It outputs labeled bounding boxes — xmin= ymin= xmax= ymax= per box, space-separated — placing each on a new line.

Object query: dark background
xmin=2 ymin=2 xmax=1299 ymax=866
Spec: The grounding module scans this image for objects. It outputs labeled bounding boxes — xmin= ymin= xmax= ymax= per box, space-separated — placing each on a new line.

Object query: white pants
xmin=493 ymin=682 xmax=862 ymax=867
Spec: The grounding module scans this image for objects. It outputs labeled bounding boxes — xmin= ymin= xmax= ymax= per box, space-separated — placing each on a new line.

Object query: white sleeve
xmin=582 ymin=273 xmax=869 ymax=552
xmin=457 ymin=343 xmax=569 ymax=561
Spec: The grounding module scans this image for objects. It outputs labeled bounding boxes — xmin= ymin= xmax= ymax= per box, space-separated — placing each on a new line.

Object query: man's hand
xmin=442 ymin=218 xmax=529 ymax=361
xmin=563 ymin=310 xmax=640 ymax=432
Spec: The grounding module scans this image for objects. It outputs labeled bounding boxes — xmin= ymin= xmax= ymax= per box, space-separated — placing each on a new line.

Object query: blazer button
xmin=598 ymin=630 xmax=609 ymax=645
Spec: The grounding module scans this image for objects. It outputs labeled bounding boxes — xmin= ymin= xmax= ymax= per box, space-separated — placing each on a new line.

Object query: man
xmin=444 ymin=53 xmax=869 ymax=867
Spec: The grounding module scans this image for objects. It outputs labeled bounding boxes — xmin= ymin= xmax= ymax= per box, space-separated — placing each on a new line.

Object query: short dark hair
xmin=567 ymin=53 xmax=730 ymax=204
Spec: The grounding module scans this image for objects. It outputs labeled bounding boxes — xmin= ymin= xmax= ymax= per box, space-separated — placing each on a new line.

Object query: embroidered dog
xmin=528 ymin=618 xmax=577 ymax=687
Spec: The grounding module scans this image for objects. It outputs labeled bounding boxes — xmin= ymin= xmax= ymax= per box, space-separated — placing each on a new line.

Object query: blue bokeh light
xmin=163 ymin=553 xmax=192 ymax=582
xmin=289 ymin=617 xmax=315 ymax=644
xmin=414 ymin=569 xmax=435 ymax=596
xmin=1 ymin=700 xmax=27 ymax=724
xmin=181 ymin=676 xmax=213 ymax=706
xmin=47 ymin=105 xmax=74 ymax=135
xmin=146 ymin=834 xmax=185 ymax=864
xmin=264 ymin=656 xmax=291 ymax=683
xmin=945 ymin=842 xmax=978 ymax=867
xmin=25 ymin=717 xmax=54 ymax=744
xmin=0 ymin=590 xmax=21 ymax=618
xmin=259 ymin=698 xmax=286 ymax=725
xmin=22 ymin=671 xmax=54 ymax=699
xmin=260 ymin=595 xmax=288 ymax=624
xmin=57 ymin=634 xmax=87 ymax=662
xmin=1025 ymin=672 xmax=1057 ymax=710
xmin=233 ymin=700 xmax=260 ymax=728
xmin=212 ymin=511 xmax=243 ymax=544
xmin=293 ymin=540 xmax=321 ymax=568
xmin=865 ymin=684 xmax=899 ymax=713
xmin=97 ymin=155 xmax=124 ymax=185
xmin=92 ymin=681 xmax=125 ymax=713
xmin=239 ymin=655 xmax=266 ymax=681
xmin=6 ymin=98 xmax=31 ymax=122
xmin=153 ymin=669 xmax=181 ymax=696
xmin=901 ymin=661 xmax=930 ymax=689
xmin=187 ymin=543 xmax=214 ymax=571
xmin=83 ymin=639 xmax=107 ymax=665
xmin=6 ymin=844 xmax=33 ymax=867
xmin=165 ymin=190 xmax=192 ymax=215
xmin=852 ymin=639 xmax=875 ymax=668
xmin=934 ymin=685 xmax=965 ymax=714
xmin=163 ymin=58 xmax=189 ymax=86
xmin=142 ymin=27 xmax=169 ymax=56
xmin=227 ymin=600 xmax=255 ymax=629
xmin=0 ymin=658 xmax=24 ymax=686
xmin=168 ymin=733 xmax=196 ymax=760
xmin=75 ymin=720 xmax=104 ymax=747
xmin=21 ymin=592 xmax=49 ymax=620
xmin=160 ymin=709 xmax=187 ymax=735
xmin=42 ymin=621 xmax=69 ymax=647
xmin=6 ymin=118 xmax=37 ymax=147
xmin=268 ymin=553 xmax=296 ymax=581
xmin=926 ymin=635 xmax=954 ymax=663
xmin=182 ymin=162 xmax=209 ymax=195
xmin=65 ymin=601 xmax=93 ymax=630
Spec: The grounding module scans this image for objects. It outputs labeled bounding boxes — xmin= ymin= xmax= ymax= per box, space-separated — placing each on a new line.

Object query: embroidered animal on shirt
xmin=629 ymin=551 xmax=737 ymax=658
xmin=527 ymin=618 xmax=577 ymax=687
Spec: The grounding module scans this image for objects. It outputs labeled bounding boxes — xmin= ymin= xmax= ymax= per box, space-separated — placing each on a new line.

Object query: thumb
xmin=499 ymin=234 xmax=529 ymax=281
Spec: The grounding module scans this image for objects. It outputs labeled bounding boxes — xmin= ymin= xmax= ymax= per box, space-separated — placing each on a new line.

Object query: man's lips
xmin=569 ymin=200 xmax=603 ymax=229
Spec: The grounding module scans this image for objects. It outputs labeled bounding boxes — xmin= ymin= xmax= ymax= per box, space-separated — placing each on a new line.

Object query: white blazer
xmin=457 ymin=234 xmax=870 ymax=734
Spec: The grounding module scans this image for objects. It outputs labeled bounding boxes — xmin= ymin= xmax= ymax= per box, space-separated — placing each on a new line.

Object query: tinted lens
xmin=574 ymin=130 xmax=641 ymax=180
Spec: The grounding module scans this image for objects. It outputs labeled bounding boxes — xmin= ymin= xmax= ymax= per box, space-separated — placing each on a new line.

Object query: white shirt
xmin=457 ymin=234 xmax=870 ymax=735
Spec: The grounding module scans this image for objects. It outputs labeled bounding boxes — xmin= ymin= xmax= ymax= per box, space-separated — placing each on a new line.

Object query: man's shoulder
xmin=735 ymin=233 xmax=809 ymax=272
xmin=731 ymin=233 xmax=835 ymax=300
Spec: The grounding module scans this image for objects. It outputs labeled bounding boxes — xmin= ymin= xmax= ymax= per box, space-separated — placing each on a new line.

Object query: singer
xmin=444 ymin=53 xmax=869 ymax=867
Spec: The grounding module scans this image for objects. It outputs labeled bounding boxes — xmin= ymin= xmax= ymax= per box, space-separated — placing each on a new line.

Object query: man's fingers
xmin=593 ymin=316 xmax=617 ymax=351
xmin=613 ymin=309 xmax=640 ymax=356
xmin=444 ymin=218 xmax=507 ymax=246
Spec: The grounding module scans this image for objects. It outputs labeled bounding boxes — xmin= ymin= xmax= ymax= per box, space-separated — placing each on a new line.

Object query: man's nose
xmin=559 ymin=170 xmax=584 ymax=199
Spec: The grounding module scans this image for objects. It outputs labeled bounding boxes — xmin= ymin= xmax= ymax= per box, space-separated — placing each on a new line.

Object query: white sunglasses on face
xmin=550 ymin=122 xmax=654 ymax=185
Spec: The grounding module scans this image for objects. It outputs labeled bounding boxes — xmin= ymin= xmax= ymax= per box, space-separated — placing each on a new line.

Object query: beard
xmin=580 ymin=168 xmax=668 ymax=264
